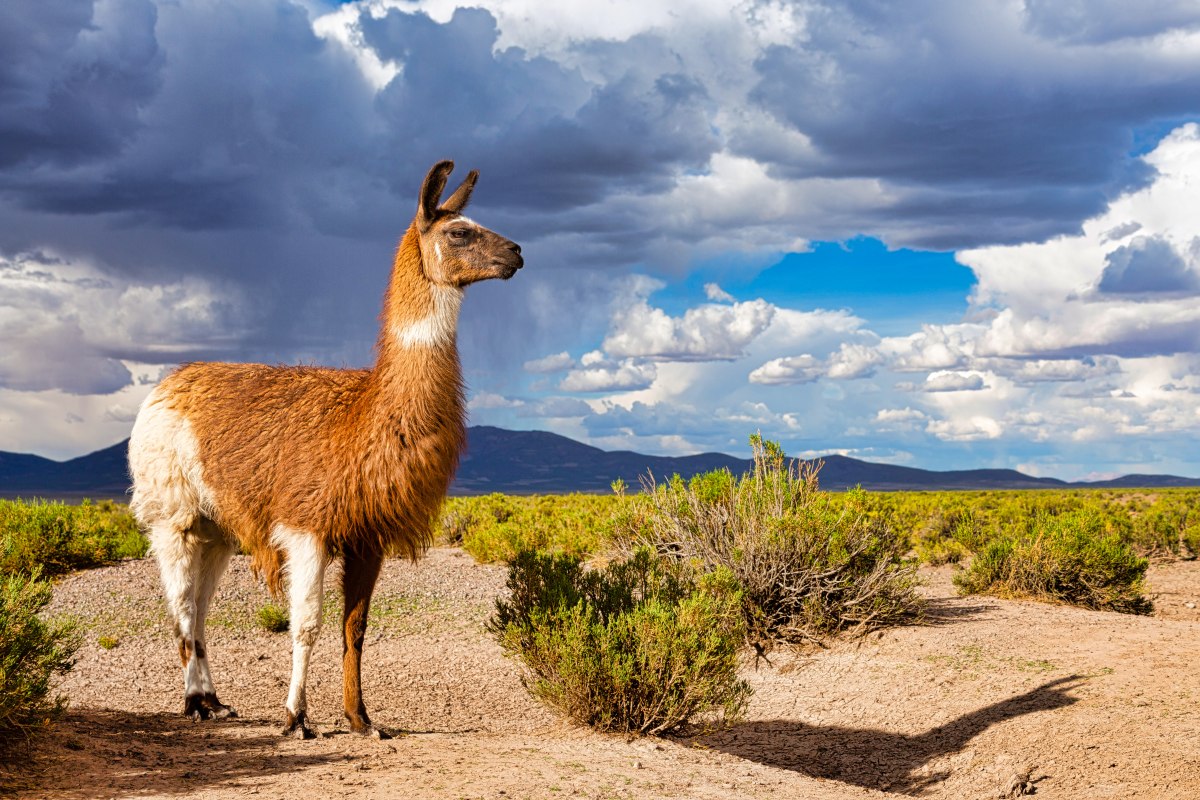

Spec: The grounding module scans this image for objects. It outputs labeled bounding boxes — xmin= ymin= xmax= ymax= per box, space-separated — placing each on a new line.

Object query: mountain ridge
xmin=1 ymin=425 xmax=1198 ymax=499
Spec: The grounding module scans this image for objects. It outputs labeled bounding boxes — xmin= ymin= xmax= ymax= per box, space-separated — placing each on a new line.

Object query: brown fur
xmin=153 ymin=162 xmax=520 ymax=596
xmin=135 ymin=161 xmax=520 ymax=733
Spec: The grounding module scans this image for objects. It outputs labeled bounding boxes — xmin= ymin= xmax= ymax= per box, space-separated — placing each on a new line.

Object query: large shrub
xmin=0 ymin=570 xmax=79 ymax=748
xmin=490 ymin=549 xmax=749 ymax=735
xmin=0 ymin=499 xmax=146 ymax=577
xmin=612 ymin=436 xmax=922 ymax=646
xmin=954 ymin=511 xmax=1153 ymax=614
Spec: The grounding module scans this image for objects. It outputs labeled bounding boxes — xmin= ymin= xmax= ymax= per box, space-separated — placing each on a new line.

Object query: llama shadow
xmin=694 ymin=676 xmax=1081 ymax=795
xmin=5 ymin=709 xmax=348 ymax=798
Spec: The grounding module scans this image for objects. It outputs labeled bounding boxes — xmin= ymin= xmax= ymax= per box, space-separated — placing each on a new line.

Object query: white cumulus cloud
xmin=523 ymin=351 xmax=575 ymax=373
xmin=923 ymin=371 xmax=988 ymax=393
xmin=559 ymin=359 xmax=658 ymax=392
xmin=748 ymin=354 xmax=822 ymax=385
xmin=603 ymin=293 xmax=777 ymax=362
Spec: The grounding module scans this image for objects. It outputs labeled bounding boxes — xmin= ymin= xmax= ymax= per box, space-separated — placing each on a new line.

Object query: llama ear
xmin=438 ymin=169 xmax=478 ymax=214
xmin=417 ymin=160 xmax=454 ymax=231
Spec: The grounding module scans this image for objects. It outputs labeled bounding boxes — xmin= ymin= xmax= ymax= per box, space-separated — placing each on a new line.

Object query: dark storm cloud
xmin=0 ymin=2 xmax=717 ymax=251
xmin=0 ymin=0 xmax=380 ymax=231
xmin=1023 ymin=0 xmax=1200 ymax=44
xmin=745 ymin=0 xmax=1200 ymax=248
xmin=0 ymin=0 xmax=161 ymax=169
xmin=2 ymin=0 xmax=1200 ymax=406
xmin=361 ymin=8 xmax=718 ymax=220
xmin=1098 ymin=236 xmax=1200 ymax=295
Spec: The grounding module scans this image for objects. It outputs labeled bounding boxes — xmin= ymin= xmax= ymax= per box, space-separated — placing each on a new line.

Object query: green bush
xmin=439 ymin=494 xmax=618 ymax=563
xmin=0 ymin=499 xmax=147 ymax=578
xmin=613 ymin=435 xmax=922 ymax=646
xmin=490 ymin=549 xmax=749 ymax=735
xmin=256 ymin=603 xmax=290 ymax=633
xmin=954 ymin=511 xmax=1152 ymax=614
xmin=0 ymin=570 xmax=79 ymax=748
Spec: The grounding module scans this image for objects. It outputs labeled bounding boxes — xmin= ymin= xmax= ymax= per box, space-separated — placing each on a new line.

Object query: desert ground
xmin=4 ymin=548 xmax=1198 ymax=799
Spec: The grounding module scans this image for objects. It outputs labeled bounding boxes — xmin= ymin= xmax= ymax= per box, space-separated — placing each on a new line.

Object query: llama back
xmin=130 ymin=362 xmax=372 ymax=591
xmin=129 ymin=359 xmax=464 ymax=593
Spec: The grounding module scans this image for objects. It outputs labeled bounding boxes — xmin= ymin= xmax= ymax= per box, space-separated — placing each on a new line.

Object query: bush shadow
xmin=919 ymin=596 xmax=997 ymax=626
xmin=4 ymin=709 xmax=350 ymax=797
xmin=693 ymin=676 xmax=1081 ymax=795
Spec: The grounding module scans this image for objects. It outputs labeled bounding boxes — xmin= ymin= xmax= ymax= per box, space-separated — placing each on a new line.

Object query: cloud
xmin=0 ymin=251 xmax=248 ymax=394
xmin=704 ymin=282 xmax=735 ymax=303
xmin=519 ymin=396 xmax=594 ymax=418
xmin=1097 ymin=235 xmax=1200 ymax=295
xmin=0 ymin=0 xmax=163 ymax=171
xmin=745 ymin=2 xmax=1200 ymax=249
xmin=1021 ymin=0 xmax=1200 ymax=44
xmin=948 ymin=125 xmax=1200 ymax=360
xmin=878 ymin=325 xmax=978 ymax=372
xmin=996 ymin=357 xmax=1122 ymax=385
xmin=922 ymin=371 xmax=988 ymax=393
xmin=3 ymin=0 xmax=1200 ymax=479
xmin=826 ymin=342 xmax=884 ymax=379
xmin=602 ymin=294 xmax=777 ymax=362
xmin=926 ymin=416 xmax=1003 ymax=442
xmin=468 ymin=392 xmax=525 ymax=410
xmin=559 ymin=359 xmax=657 ymax=392
xmin=874 ymin=407 xmax=927 ymax=432
xmin=523 ymin=351 xmax=575 ymax=373
xmin=748 ymin=354 xmax=822 ymax=385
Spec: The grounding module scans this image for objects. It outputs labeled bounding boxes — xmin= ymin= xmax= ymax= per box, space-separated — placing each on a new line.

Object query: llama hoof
xmin=346 ymin=714 xmax=390 ymax=739
xmin=288 ymin=725 xmax=317 ymax=741
xmin=282 ymin=711 xmax=317 ymax=740
xmin=183 ymin=693 xmax=237 ymax=721
xmin=357 ymin=725 xmax=391 ymax=740
xmin=209 ymin=704 xmax=237 ymax=720
xmin=204 ymin=693 xmax=238 ymax=719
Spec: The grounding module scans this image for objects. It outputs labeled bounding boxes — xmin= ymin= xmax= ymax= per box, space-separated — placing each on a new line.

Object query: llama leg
xmin=342 ymin=544 xmax=386 ymax=737
xmin=276 ymin=528 xmax=330 ymax=739
xmin=192 ymin=527 xmax=238 ymax=718
xmin=152 ymin=521 xmax=220 ymax=720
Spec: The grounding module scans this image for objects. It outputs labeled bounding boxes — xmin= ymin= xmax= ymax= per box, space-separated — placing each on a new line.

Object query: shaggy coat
xmin=128 ymin=161 xmax=522 ymax=737
xmin=143 ymin=228 xmax=466 ymax=594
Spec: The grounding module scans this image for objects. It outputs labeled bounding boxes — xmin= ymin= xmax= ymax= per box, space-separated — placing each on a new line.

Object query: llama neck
xmin=369 ymin=226 xmax=465 ymax=432
xmin=380 ymin=225 xmax=464 ymax=353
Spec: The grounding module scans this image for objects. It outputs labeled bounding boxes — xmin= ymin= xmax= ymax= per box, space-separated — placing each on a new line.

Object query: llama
xmin=128 ymin=161 xmax=523 ymax=739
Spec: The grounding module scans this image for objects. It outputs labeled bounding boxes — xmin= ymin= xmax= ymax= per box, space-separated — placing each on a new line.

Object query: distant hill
xmin=0 ymin=441 xmax=132 ymax=499
xmin=2 ymin=425 xmax=1198 ymax=500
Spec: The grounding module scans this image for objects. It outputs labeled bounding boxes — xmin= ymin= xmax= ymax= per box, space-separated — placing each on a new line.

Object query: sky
xmin=2 ymin=0 xmax=1200 ymax=481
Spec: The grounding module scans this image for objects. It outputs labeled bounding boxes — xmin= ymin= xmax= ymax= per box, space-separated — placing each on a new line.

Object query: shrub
xmin=1128 ymin=506 xmax=1191 ymax=557
xmin=954 ymin=511 xmax=1152 ymax=614
xmin=613 ymin=435 xmax=922 ymax=646
xmin=256 ymin=603 xmax=290 ymax=633
xmin=0 ymin=570 xmax=79 ymax=749
xmin=490 ymin=549 xmax=749 ymax=735
xmin=439 ymin=494 xmax=618 ymax=563
xmin=0 ymin=499 xmax=147 ymax=578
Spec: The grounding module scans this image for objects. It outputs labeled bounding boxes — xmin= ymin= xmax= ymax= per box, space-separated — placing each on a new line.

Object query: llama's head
xmin=415 ymin=160 xmax=523 ymax=286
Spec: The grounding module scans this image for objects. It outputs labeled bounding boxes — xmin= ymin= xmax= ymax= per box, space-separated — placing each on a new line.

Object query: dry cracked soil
xmin=4 ymin=547 xmax=1199 ymax=799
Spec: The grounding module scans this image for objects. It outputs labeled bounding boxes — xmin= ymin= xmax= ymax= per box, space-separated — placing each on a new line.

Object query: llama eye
xmin=448 ymin=229 xmax=468 ymax=241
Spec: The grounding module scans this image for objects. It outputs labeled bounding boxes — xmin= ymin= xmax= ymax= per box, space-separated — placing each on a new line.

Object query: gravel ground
xmin=4 ymin=549 xmax=1199 ymax=799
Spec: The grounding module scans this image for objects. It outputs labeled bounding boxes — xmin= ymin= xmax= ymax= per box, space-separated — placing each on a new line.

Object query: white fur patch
xmin=271 ymin=525 xmax=330 ymax=716
xmin=129 ymin=386 xmax=219 ymax=533
xmin=392 ymin=284 xmax=463 ymax=348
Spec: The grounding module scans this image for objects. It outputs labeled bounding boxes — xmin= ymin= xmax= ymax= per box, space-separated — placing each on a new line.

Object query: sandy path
xmin=5 ymin=549 xmax=1199 ymax=799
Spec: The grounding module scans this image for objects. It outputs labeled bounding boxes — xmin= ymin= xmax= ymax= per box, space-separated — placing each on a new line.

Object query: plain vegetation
xmin=489 ymin=548 xmax=749 ymax=735
xmin=0 ymin=499 xmax=143 ymax=748
xmin=0 ymin=463 xmax=1193 ymax=740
